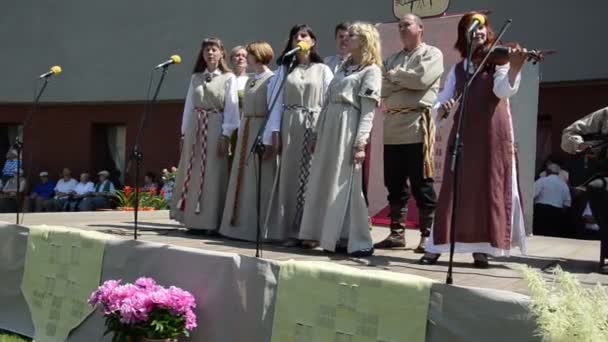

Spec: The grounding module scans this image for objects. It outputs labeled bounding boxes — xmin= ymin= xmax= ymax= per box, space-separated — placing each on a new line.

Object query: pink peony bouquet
xmin=89 ymin=277 xmax=197 ymax=342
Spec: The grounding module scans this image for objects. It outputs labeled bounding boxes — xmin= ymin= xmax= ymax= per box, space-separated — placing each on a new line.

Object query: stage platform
xmin=2 ymin=210 xmax=606 ymax=294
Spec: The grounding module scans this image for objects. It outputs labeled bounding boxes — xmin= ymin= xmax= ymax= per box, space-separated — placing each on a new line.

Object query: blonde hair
xmin=346 ymin=22 xmax=383 ymax=69
xmin=246 ymin=41 xmax=274 ymax=65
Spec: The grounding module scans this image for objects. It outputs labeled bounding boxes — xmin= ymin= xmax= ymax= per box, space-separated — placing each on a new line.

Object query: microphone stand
xmin=14 ymin=77 xmax=51 ymax=224
xmin=247 ymin=55 xmax=296 ymax=258
xmin=446 ymin=19 xmax=512 ymax=285
xmin=130 ymin=65 xmax=170 ymax=240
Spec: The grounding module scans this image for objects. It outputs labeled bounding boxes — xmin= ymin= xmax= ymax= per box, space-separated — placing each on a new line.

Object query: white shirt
xmin=54 ymin=178 xmax=78 ymax=198
xmin=73 ymin=181 xmax=95 ymax=195
xmin=263 ymin=63 xmax=333 ymax=145
xmin=235 ymin=74 xmax=249 ymax=91
xmin=432 ymin=61 xmax=521 ymax=124
xmin=181 ymin=69 xmax=240 ymax=136
xmin=534 ymin=174 xmax=571 ymax=208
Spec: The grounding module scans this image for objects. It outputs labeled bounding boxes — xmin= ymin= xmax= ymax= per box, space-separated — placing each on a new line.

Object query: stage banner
xmin=271 ymin=260 xmax=433 ymax=342
xmin=370 ymin=15 xmax=539 ymax=233
xmin=20 ymin=225 xmax=111 ymax=342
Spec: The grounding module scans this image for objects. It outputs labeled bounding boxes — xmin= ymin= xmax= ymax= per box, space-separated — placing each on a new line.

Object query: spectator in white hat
xmin=29 ymin=171 xmax=56 ymax=212
xmin=78 ymin=170 xmax=116 ymax=211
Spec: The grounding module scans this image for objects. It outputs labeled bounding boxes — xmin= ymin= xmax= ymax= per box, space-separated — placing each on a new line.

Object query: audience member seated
xmin=539 ymin=157 xmax=569 ymax=184
xmin=143 ymin=172 xmax=158 ymax=194
xmin=29 ymin=171 xmax=56 ymax=212
xmin=0 ymin=169 xmax=27 ymax=213
xmin=66 ymin=172 xmax=95 ymax=211
xmin=534 ymin=163 xmax=572 ymax=236
xmin=1 ymin=149 xmax=20 ymax=184
xmin=44 ymin=168 xmax=78 ymax=211
xmin=78 ymin=170 xmax=116 ymax=211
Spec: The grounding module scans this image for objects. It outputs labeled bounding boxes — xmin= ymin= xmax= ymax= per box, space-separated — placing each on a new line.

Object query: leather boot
xmin=414 ymin=208 xmax=434 ymax=254
xmin=374 ymin=204 xmax=406 ymax=249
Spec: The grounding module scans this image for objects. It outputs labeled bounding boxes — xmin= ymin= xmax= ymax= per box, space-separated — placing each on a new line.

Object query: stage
xmin=2 ymin=210 xmax=606 ymax=294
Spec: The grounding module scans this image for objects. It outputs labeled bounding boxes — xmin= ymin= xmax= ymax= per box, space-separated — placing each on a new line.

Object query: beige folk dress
xmin=170 ymin=69 xmax=239 ymax=231
xmin=264 ymin=63 xmax=333 ymax=241
xmin=220 ymin=70 xmax=280 ymax=241
xmin=298 ymin=64 xmax=382 ymax=253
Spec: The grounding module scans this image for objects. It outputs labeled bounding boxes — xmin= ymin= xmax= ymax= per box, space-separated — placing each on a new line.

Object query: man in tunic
xmin=562 ymin=106 xmax=608 ymax=273
xmin=323 ymin=22 xmax=350 ymax=74
xmin=375 ymin=14 xmax=443 ymax=253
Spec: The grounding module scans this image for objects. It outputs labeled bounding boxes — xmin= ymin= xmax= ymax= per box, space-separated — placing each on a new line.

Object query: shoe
xmin=282 ymin=238 xmax=301 ymax=248
xmin=600 ymin=265 xmax=608 ymax=274
xmin=185 ymin=229 xmax=206 ymax=236
xmin=374 ymin=228 xmax=406 ymax=249
xmin=349 ymin=248 xmax=374 ymax=257
xmin=335 ymin=244 xmax=348 ymax=254
xmin=419 ymin=253 xmax=440 ymax=265
xmin=413 ymin=236 xmax=428 ymax=254
xmin=473 ymin=253 xmax=489 ymax=268
xmin=301 ymin=240 xmax=319 ymax=249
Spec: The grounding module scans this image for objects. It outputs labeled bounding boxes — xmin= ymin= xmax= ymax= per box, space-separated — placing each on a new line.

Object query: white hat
xmin=39 ymin=171 xmax=49 ymax=177
xmin=98 ymin=170 xmax=110 ymax=176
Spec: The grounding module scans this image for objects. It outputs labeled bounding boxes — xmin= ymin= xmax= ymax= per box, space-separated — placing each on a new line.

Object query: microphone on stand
xmin=39 ymin=66 xmax=62 ymax=79
xmin=154 ymin=55 xmax=182 ymax=69
xmin=277 ymin=41 xmax=311 ymax=65
xmin=466 ymin=14 xmax=486 ymax=40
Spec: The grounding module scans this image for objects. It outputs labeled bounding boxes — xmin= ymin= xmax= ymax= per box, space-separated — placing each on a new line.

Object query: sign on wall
xmin=393 ymin=0 xmax=450 ymax=18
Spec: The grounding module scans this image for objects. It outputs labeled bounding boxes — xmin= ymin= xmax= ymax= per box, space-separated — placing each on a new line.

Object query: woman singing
xmin=420 ymin=12 xmax=528 ymax=267
xmin=298 ymin=22 xmax=382 ymax=257
xmin=264 ymin=24 xmax=333 ymax=247
xmin=220 ymin=41 xmax=280 ymax=241
xmin=170 ymin=38 xmax=239 ymax=233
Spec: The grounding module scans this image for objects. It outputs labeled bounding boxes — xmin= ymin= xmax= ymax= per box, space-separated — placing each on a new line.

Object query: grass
xmin=0 ymin=330 xmax=31 ymax=342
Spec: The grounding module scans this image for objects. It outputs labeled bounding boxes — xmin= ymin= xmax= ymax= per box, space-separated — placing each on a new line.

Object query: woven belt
xmin=177 ymin=107 xmax=221 ymax=214
xmin=283 ymin=104 xmax=319 ymax=113
xmin=384 ymin=107 xmax=420 ymax=115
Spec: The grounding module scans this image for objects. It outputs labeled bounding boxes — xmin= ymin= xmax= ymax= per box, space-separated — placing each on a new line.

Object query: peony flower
xmin=135 ymin=277 xmax=157 ymax=291
xmin=171 ymin=166 xmax=177 ymax=172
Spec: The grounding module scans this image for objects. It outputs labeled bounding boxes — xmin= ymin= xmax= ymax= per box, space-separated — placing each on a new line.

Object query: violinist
xmin=420 ymin=12 xmax=529 ymax=267
xmin=562 ymin=106 xmax=608 ymax=273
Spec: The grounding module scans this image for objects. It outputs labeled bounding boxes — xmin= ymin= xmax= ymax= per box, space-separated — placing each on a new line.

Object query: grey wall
xmin=1 ymin=0 xmax=606 ymax=103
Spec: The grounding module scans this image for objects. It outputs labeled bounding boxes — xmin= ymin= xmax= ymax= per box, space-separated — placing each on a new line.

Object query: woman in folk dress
xmin=264 ymin=24 xmax=333 ymax=247
xmin=420 ymin=12 xmax=529 ymax=267
xmin=220 ymin=41 xmax=280 ymax=242
xmin=298 ymin=22 xmax=382 ymax=257
xmin=170 ymin=38 xmax=239 ymax=233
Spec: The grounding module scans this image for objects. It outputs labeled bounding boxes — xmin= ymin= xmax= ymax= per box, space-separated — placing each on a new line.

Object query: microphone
xmin=277 ymin=41 xmax=311 ymax=65
xmin=155 ymin=55 xmax=182 ymax=69
xmin=39 ymin=65 xmax=62 ymax=79
xmin=467 ymin=14 xmax=486 ymax=39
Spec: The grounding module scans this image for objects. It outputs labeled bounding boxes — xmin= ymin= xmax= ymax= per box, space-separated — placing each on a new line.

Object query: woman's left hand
xmin=508 ymin=46 xmax=528 ymax=73
xmin=353 ymin=147 xmax=366 ymax=165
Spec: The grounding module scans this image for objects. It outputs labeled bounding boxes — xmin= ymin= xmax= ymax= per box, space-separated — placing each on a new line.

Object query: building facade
xmin=1 ymin=0 xmax=606 ymax=186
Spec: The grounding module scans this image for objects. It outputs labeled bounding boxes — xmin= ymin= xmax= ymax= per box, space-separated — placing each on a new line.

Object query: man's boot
xmin=414 ymin=208 xmax=434 ymax=253
xmin=374 ymin=204 xmax=406 ymax=248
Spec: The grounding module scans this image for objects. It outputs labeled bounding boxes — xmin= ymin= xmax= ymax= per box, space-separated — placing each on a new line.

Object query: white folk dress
xmin=298 ymin=64 xmax=382 ymax=253
xmin=263 ymin=63 xmax=333 ymax=241
xmin=170 ymin=69 xmax=239 ymax=231
xmin=220 ymin=70 xmax=280 ymax=241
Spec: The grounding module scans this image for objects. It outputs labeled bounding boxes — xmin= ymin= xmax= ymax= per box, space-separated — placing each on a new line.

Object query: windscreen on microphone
xmin=471 ymin=13 xmax=486 ymax=27
xmin=50 ymin=65 xmax=62 ymax=75
xmin=170 ymin=55 xmax=182 ymax=65
xmin=296 ymin=41 xmax=311 ymax=53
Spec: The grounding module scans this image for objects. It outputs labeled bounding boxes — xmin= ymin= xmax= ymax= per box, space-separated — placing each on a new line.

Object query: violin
xmin=471 ymin=41 xmax=553 ymax=67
